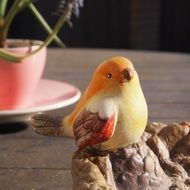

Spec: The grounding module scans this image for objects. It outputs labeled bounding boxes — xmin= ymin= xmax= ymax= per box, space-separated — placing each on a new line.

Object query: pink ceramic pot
xmin=0 ymin=39 xmax=47 ymax=110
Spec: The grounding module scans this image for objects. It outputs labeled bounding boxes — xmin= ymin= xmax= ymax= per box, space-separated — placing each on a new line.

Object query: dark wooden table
xmin=0 ymin=48 xmax=190 ymax=190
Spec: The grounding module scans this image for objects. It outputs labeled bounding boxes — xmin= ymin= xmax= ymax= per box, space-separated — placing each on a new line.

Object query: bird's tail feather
xmin=31 ymin=113 xmax=73 ymax=137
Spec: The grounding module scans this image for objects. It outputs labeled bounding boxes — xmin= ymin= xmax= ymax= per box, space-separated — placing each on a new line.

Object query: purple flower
xmin=55 ymin=0 xmax=84 ymax=18
xmin=73 ymin=0 xmax=84 ymax=17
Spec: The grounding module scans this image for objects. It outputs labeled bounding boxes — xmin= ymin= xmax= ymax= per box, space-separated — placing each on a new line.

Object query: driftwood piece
xmin=72 ymin=150 xmax=117 ymax=190
xmin=72 ymin=122 xmax=190 ymax=190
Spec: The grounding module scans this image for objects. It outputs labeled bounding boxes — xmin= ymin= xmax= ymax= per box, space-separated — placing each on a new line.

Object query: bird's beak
xmin=122 ymin=68 xmax=134 ymax=81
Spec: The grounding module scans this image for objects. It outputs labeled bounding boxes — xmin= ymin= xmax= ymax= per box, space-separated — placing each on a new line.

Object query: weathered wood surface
xmin=0 ymin=48 xmax=190 ymax=189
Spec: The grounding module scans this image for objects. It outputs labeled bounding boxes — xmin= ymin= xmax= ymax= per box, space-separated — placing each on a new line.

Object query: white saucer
xmin=0 ymin=79 xmax=81 ymax=123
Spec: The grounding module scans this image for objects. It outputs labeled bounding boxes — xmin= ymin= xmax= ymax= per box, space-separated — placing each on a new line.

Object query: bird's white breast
xmin=86 ymin=97 xmax=117 ymax=120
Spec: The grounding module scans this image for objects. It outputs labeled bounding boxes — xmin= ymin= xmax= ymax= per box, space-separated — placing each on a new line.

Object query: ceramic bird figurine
xmin=31 ymin=57 xmax=148 ymax=151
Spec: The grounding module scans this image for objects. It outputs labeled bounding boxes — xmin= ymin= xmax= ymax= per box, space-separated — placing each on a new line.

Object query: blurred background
xmin=9 ymin=0 xmax=190 ymax=52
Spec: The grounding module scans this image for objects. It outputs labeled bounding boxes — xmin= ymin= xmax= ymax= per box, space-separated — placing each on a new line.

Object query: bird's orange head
xmin=86 ymin=57 xmax=136 ymax=96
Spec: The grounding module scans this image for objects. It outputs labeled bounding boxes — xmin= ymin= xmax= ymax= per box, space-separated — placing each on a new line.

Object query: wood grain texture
xmin=0 ymin=48 xmax=190 ymax=189
xmin=0 ymin=169 xmax=72 ymax=190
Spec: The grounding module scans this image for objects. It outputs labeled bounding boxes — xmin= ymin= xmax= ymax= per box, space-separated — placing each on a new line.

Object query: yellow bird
xmin=32 ymin=57 xmax=148 ymax=151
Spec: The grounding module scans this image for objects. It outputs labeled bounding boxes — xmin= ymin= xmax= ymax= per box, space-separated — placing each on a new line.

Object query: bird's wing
xmin=73 ymin=109 xmax=116 ymax=148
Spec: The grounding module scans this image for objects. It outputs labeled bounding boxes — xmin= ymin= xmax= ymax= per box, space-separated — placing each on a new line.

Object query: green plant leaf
xmin=2 ymin=0 xmax=34 ymax=42
xmin=0 ymin=0 xmax=79 ymax=62
xmin=28 ymin=3 xmax=65 ymax=47
xmin=0 ymin=50 xmax=22 ymax=63
xmin=18 ymin=0 xmax=75 ymax=59
xmin=0 ymin=0 xmax=8 ymax=18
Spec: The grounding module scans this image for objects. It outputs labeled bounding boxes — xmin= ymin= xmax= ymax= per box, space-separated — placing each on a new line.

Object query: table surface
xmin=0 ymin=48 xmax=190 ymax=190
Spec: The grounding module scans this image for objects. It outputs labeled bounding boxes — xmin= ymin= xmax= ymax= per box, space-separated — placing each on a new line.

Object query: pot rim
xmin=2 ymin=39 xmax=44 ymax=48
xmin=0 ymin=39 xmax=46 ymax=57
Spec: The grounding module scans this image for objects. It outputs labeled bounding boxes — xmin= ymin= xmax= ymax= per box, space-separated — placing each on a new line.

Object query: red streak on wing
xmin=99 ymin=114 xmax=115 ymax=140
xmin=73 ymin=110 xmax=115 ymax=149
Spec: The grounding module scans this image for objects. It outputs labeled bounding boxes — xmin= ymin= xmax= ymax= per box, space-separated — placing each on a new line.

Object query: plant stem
xmin=1 ymin=0 xmax=34 ymax=46
xmin=2 ymin=0 xmax=21 ymax=43
xmin=0 ymin=49 xmax=24 ymax=62
xmin=0 ymin=0 xmax=8 ymax=19
xmin=0 ymin=0 xmax=75 ymax=62
xmin=22 ymin=0 xmax=75 ymax=57
xmin=28 ymin=3 xmax=65 ymax=47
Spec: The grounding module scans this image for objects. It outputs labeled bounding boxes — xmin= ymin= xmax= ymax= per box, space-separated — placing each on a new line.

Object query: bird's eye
xmin=106 ymin=73 xmax=112 ymax=78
